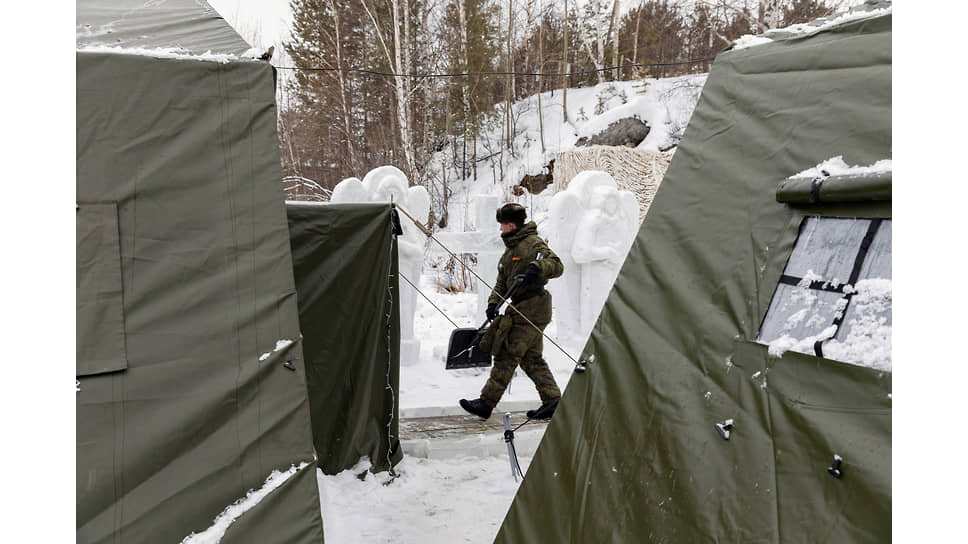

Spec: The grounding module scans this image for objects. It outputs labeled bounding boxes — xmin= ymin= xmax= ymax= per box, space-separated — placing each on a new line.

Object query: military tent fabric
xmin=496 ymin=12 xmax=890 ymax=544
xmin=76 ymin=37 xmax=323 ymax=544
xmin=286 ymin=203 xmax=404 ymax=475
xmin=77 ymin=0 xmax=250 ymax=54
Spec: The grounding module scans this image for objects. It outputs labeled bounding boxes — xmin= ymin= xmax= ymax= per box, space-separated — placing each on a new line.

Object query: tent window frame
xmin=756 ymin=216 xmax=890 ymax=361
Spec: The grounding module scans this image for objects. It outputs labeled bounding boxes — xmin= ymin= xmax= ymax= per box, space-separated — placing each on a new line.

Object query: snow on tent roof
xmin=496 ymin=6 xmax=890 ymax=544
xmin=729 ymin=0 xmax=892 ymax=50
xmin=76 ymin=0 xmax=251 ymax=56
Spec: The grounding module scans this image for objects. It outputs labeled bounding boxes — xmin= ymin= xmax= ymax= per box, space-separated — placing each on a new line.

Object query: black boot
xmin=527 ymin=399 xmax=558 ymax=420
xmin=459 ymin=398 xmax=493 ymax=420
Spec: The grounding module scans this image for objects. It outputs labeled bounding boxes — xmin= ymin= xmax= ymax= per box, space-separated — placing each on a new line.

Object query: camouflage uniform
xmin=480 ymin=221 xmax=563 ymax=408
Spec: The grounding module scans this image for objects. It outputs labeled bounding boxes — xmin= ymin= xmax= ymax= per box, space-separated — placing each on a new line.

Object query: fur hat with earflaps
xmin=495 ymin=203 xmax=527 ymax=227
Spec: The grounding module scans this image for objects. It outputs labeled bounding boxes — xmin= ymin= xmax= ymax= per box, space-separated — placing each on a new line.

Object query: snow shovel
xmin=445 ymin=277 xmax=523 ymax=370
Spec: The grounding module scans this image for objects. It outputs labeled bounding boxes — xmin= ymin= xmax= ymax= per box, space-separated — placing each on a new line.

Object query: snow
xmin=789 ymin=156 xmax=892 ymax=179
xmin=76 ymin=45 xmax=242 ymax=64
xmin=259 ymin=338 xmax=296 ymax=362
xmin=731 ymin=35 xmax=774 ymax=50
xmin=317 ymin=456 xmax=529 ymax=544
xmin=730 ymin=5 xmax=893 ymax=50
xmin=823 ymin=279 xmax=893 ymax=371
xmin=181 ymin=462 xmax=311 ymax=544
xmin=766 ymin=278 xmax=892 ymax=371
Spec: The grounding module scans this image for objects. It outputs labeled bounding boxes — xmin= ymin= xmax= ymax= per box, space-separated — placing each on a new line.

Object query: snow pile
xmin=181 ymin=462 xmax=311 ymax=544
xmin=789 ymin=156 xmax=892 ymax=179
xmin=574 ymin=94 xmax=666 ymax=143
xmin=823 ymin=279 xmax=892 ymax=371
xmin=767 ymin=277 xmax=892 ymax=371
xmin=731 ymin=35 xmax=774 ymax=50
xmin=317 ymin=456 xmax=529 ymax=544
xmin=76 ymin=45 xmax=242 ymax=64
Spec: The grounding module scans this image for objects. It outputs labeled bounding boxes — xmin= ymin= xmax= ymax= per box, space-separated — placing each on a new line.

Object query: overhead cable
xmin=273 ymin=57 xmax=716 ymax=78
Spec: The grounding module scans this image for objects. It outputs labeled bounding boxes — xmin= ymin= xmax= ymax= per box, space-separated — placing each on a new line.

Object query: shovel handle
xmin=479 ymin=276 xmax=525 ymax=330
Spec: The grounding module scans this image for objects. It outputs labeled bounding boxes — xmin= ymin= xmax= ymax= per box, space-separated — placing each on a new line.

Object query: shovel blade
xmin=445 ymin=328 xmax=492 ymax=369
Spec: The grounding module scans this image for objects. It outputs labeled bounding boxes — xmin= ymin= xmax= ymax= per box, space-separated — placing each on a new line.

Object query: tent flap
xmin=76 ymin=202 xmax=128 ymax=376
xmin=286 ymin=202 xmax=404 ymax=475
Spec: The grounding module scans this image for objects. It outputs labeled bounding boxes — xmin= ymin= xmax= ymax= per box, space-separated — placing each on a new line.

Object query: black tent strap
xmin=810 ymin=175 xmax=825 ymax=204
xmin=813 ymin=218 xmax=884 ymax=357
xmin=778 ymin=275 xmax=847 ymax=294
xmin=776 ymin=171 xmax=891 ymax=205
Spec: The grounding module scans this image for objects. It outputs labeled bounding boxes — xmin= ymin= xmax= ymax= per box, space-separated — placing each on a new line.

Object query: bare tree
xmin=328 ymin=0 xmax=359 ymax=173
xmin=562 ymin=0 xmax=569 ymax=122
xmin=360 ymin=0 xmax=418 ymax=180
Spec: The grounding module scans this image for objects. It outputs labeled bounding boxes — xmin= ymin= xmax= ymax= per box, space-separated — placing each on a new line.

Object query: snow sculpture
xmin=546 ymin=191 xmax=583 ymax=340
xmin=547 ymin=171 xmax=638 ymax=340
xmin=472 ymin=195 xmax=502 ymax=315
xmin=330 ymin=177 xmax=367 ymax=202
xmin=331 ymin=167 xmax=430 ymax=367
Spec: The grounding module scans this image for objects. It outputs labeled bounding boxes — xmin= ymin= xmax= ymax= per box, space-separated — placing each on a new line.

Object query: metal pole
xmin=503 ymin=413 xmax=522 ymax=481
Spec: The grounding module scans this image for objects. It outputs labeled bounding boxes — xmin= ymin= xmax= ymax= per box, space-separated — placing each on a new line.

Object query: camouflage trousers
xmin=480 ymin=317 xmax=561 ymax=408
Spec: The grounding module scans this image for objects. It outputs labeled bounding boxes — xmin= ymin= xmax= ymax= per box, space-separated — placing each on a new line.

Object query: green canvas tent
xmin=497 ymin=5 xmax=891 ymax=543
xmin=285 ymin=203 xmax=405 ymax=475
xmin=76 ymin=1 xmax=324 ymax=542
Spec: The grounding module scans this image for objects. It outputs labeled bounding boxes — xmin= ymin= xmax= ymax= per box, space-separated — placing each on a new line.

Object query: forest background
xmin=275 ymin=0 xmax=841 ymax=225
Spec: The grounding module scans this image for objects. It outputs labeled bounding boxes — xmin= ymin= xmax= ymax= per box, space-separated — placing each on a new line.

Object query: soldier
xmin=460 ymin=203 xmax=563 ymax=421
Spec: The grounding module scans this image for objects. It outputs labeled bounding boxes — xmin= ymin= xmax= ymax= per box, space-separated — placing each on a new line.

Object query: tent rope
xmin=399 ymin=271 xmax=460 ymax=329
xmin=393 ymin=203 xmax=581 ymax=366
xmin=384 ymin=219 xmax=398 ymax=479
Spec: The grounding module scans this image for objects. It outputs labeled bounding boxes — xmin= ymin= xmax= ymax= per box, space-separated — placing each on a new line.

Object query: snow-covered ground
xmin=318 ymin=456 xmax=531 ymax=544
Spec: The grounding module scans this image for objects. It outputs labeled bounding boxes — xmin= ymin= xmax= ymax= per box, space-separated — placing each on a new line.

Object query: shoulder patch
xmin=511 ymin=256 xmax=522 ymax=261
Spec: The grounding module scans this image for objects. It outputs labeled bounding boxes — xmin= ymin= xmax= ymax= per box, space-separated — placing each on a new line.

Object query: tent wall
xmin=76 ymin=52 xmax=324 ymax=543
xmin=286 ymin=203 xmax=404 ymax=475
xmin=497 ymin=13 xmax=891 ymax=543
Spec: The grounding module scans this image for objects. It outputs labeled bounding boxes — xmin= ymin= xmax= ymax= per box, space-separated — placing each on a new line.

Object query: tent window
xmin=77 ymin=202 xmax=128 ymax=376
xmin=757 ymin=217 xmax=891 ymax=371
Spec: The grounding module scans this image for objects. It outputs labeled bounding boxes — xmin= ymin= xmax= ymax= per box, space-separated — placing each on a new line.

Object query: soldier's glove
xmin=524 ymin=263 xmax=541 ymax=285
xmin=485 ymin=303 xmax=499 ymax=321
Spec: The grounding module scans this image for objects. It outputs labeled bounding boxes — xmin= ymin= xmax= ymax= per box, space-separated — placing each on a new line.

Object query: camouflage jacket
xmin=488 ymin=222 xmax=563 ymax=306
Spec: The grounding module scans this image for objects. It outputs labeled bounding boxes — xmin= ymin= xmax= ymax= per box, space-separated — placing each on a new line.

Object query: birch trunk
xmin=593 ymin=0 xmax=605 ymax=84
xmin=328 ymin=0 xmax=357 ymax=172
xmin=537 ymin=0 xmax=545 ymax=154
xmin=562 ymin=0 xmax=568 ymax=123
xmin=506 ymin=0 xmax=514 ymax=154
xmin=632 ymin=2 xmax=642 ymax=73
xmin=458 ymin=0 xmax=470 ymax=180
xmin=392 ymin=0 xmax=416 ymax=180
xmin=610 ymin=0 xmax=620 ymax=80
